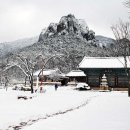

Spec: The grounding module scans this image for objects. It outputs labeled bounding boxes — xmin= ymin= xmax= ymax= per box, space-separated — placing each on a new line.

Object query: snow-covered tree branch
xmin=111 ymin=19 xmax=130 ymax=96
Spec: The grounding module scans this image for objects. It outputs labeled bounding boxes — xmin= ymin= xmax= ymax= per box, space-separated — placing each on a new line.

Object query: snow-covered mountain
xmin=17 ymin=14 xmax=115 ymax=73
xmin=0 ymin=36 xmax=38 ymax=57
xmin=38 ymin=14 xmax=115 ymax=49
xmin=39 ymin=14 xmax=95 ymax=42
xmin=1 ymin=14 xmax=116 ymax=81
xmin=95 ymin=35 xmax=115 ymax=48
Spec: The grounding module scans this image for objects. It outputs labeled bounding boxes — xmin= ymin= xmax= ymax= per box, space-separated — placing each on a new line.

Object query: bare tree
xmin=124 ymin=0 xmax=130 ymax=7
xmin=0 ymin=45 xmax=10 ymax=90
xmin=34 ymin=54 xmax=66 ymax=89
xmin=4 ymin=54 xmax=37 ymax=93
xmin=37 ymin=54 xmax=64 ymax=74
xmin=3 ymin=51 xmax=66 ymax=93
xmin=111 ymin=20 xmax=130 ymax=96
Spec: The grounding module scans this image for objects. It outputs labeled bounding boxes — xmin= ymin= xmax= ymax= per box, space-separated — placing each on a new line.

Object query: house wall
xmin=68 ymin=76 xmax=86 ymax=82
xmin=80 ymin=68 xmax=129 ymax=88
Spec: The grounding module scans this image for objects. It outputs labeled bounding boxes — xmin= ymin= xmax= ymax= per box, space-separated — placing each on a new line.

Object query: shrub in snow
xmin=12 ymin=84 xmax=31 ymax=91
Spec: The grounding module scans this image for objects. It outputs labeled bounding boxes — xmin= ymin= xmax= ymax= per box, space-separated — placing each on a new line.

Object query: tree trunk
xmin=36 ymin=76 xmax=39 ymax=89
xmin=128 ymin=74 xmax=130 ymax=97
xmin=25 ymin=76 xmax=27 ymax=87
xmin=128 ymin=71 xmax=130 ymax=97
xmin=30 ymin=76 xmax=34 ymax=93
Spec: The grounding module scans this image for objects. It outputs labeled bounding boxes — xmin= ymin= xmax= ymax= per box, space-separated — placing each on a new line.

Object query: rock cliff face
xmin=16 ymin=14 xmax=115 ymax=72
xmin=38 ymin=14 xmax=95 ymax=42
xmin=25 ymin=14 xmax=115 ymax=73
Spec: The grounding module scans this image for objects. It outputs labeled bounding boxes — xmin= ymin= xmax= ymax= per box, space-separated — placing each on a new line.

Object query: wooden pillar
xmin=86 ymin=75 xmax=88 ymax=84
xmin=115 ymin=76 xmax=118 ymax=87
xmin=117 ymin=76 xmax=118 ymax=87
xmin=99 ymin=76 xmax=101 ymax=86
xmin=114 ymin=76 xmax=116 ymax=87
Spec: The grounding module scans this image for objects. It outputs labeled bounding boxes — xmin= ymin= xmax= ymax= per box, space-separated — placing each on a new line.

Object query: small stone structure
xmin=100 ymin=74 xmax=109 ymax=90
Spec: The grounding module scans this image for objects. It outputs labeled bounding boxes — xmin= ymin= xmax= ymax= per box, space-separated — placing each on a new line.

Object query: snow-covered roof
xmin=33 ymin=68 xmax=62 ymax=76
xmin=66 ymin=70 xmax=86 ymax=77
xmin=79 ymin=56 xmax=130 ymax=68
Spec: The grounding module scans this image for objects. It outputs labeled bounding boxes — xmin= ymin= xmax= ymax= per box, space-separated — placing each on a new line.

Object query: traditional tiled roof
xmin=33 ymin=68 xmax=62 ymax=76
xmin=79 ymin=56 xmax=130 ymax=68
xmin=66 ymin=70 xmax=86 ymax=77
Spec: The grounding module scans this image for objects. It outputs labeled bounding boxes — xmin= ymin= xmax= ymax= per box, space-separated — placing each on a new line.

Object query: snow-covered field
xmin=0 ymin=85 xmax=130 ymax=130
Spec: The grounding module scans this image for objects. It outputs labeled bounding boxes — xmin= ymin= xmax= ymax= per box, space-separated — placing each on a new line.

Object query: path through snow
xmin=9 ymin=95 xmax=96 ymax=130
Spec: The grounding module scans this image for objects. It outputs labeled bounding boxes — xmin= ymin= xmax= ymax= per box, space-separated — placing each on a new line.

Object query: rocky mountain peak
xmin=38 ymin=14 xmax=95 ymax=42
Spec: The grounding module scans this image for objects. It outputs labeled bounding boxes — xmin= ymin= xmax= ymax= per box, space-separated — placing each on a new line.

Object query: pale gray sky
xmin=0 ymin=0 xmax=129 ymax=42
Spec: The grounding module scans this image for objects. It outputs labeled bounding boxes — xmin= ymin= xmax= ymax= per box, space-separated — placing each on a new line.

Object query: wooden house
xmin=33 ymin=68 xmax=65 ymax=82
xmin=34 ymin=68 xmax=69 ymax=87
xmin=66 ymin=70 xmax=86 ymax=82
xmin=79 ymin=56 xmax=130 ymax=90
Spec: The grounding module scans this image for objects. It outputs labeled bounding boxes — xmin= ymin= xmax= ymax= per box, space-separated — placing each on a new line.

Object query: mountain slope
xmin=95 ymin=35 xmax=115 ymax=48
xmin=0 ymin=36 xmax=38 ymax=57
xmin=18 ymin=14 xmax=115 ymax=73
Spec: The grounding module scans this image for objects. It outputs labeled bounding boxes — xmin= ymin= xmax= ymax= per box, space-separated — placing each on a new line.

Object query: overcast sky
xmin=0 ymin=0 xmax=129 ymax=42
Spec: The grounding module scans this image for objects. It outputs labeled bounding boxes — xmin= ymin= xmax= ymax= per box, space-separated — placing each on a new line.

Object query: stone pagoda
xmin=100 ymin=74 xmax=109 ymax=91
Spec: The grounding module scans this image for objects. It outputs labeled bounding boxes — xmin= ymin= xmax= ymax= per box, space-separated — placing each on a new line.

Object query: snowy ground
xmin=0 ymin=85 xmax=130 ymax=130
